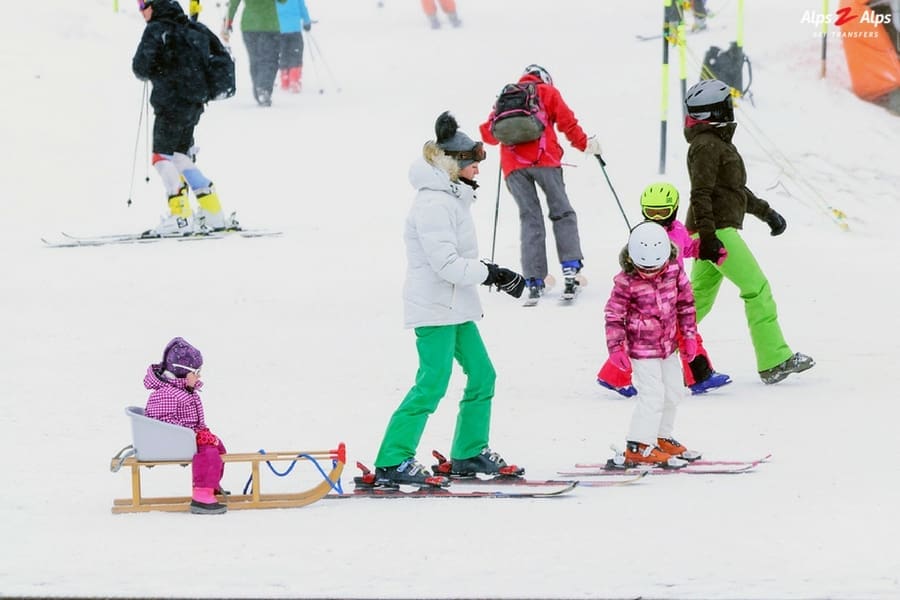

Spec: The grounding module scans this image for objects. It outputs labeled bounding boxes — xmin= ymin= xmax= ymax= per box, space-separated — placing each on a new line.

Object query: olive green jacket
xmin=683 ymin=122 xmax=771 ymax=238
xmin=227 ymin=0 xmax=285 ymax=32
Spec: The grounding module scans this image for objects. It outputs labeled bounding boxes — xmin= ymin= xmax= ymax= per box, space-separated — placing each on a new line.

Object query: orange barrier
xmin=839 ymin=0 xmax=900 ymax=100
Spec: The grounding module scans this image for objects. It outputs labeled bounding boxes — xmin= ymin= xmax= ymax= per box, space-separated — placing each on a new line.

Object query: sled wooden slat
xmin=110 ymin=444 xmax=345 ymax=514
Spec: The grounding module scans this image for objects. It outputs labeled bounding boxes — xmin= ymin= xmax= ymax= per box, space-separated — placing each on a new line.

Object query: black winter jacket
xmin=132 ymin=0 xmax=208 ymax=111
xmin=683 ymin=121 xmax=771 ymax=238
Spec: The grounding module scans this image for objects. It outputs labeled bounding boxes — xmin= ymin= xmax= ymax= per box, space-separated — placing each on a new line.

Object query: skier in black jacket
xmin=133 ymin=0 xmax=235 ymax=236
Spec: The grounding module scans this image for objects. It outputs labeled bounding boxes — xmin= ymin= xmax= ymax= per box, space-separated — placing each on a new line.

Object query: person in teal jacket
xmin=275 ymin=0 xmax=312 ymax=93
xmin=223 ymin=0 xmax=285 ymax=107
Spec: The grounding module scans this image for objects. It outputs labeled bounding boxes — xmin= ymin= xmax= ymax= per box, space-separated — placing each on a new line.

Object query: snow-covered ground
xmin=2 ymin=0 xmax=899 ymax=598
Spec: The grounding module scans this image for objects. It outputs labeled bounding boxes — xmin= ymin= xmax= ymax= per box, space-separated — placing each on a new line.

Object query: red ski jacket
xmin=480 ymin=73 xmax=589 ymax=178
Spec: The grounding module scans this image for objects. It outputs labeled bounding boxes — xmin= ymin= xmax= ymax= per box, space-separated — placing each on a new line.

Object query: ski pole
xmin=820 ymin=0 xmax=828 ymax=78
xmin=595 ymin=155 xmax=632 ymax=230
xmin=304 ymin=31 xmax=325 ymax=94
xmin=489 ymin=163 xmax=502 ymax=263
xmin=127 ymin=82 xmax=150 ymax=207
xmin=306 ymin=31 xmax=342 ymax=92
xmin=144 ymin=86 xmax=151 ymax=182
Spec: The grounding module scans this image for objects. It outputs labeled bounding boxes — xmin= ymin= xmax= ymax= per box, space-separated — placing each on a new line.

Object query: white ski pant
xmin=627 ymin=353 xmax=685 ymax=445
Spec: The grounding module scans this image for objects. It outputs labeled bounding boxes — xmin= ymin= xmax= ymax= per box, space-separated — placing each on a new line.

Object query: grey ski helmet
xmin=684 ymin=79 xmax=734 ymax=122
xmin=523 ymin=64 xmax=553 ymax=85
xmin=627 ymin=222 xmax=671 ymax=271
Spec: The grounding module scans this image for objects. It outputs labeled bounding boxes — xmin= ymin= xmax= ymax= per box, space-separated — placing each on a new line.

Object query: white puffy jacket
xmin=402 ymin=144 xmax=489 ymax=328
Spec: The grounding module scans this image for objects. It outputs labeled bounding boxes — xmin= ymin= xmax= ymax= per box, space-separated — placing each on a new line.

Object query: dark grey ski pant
xmin=506 ymin=166 xmax=583 ymax=282
xmin=242 ymin=31 xmax=281 ymax=98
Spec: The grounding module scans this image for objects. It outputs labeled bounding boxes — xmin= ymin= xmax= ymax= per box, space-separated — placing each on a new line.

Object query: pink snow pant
xmin=192 ymin=441 xmax=226 ymax=489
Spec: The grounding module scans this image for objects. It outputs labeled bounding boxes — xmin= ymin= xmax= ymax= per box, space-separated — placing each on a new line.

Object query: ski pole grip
xmin=595 ymin=154 xmax=607 ymax=168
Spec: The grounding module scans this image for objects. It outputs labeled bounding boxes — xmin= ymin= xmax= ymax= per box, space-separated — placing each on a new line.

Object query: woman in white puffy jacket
xmin=372 ymin=113 xmax=525 ymax=486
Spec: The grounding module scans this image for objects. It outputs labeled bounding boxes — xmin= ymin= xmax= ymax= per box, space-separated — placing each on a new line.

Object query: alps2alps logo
xmin=801 ymin=7 xmax=893 ymax=27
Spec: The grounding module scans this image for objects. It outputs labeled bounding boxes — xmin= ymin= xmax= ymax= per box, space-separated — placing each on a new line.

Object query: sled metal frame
xmin=109 ymin=444 xmax=346 ymax=514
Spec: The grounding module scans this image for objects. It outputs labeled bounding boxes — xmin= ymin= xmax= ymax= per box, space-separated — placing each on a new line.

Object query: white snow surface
xmin=2 ymin=0 xmax=899 ymax=598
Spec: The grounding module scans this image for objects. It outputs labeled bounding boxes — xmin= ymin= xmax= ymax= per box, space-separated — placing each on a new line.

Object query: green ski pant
xmin=690 ymin=228 xmax=793 ymax=372
xmin=375 ymin=321 xmax=496 ymax=468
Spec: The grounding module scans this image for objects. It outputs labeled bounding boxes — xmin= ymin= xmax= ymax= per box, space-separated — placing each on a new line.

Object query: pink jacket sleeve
xmin=604 ymin=273 xmax=630 ymax=353
xmin=668 ymin=220 xmax=699 ymax=259
xmin=675 ymin=266 xmax=698 ymax=340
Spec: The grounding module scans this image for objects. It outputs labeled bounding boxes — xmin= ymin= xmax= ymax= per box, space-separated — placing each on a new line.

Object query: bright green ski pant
xmin=691 ymin=228 xmax=793 ymax=372
xmin=375 ymin=321 xmax=496 ymax=468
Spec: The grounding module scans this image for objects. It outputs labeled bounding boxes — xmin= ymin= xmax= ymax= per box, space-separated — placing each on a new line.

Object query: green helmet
xmin=640 ymin=182 xmax=680 ymax=222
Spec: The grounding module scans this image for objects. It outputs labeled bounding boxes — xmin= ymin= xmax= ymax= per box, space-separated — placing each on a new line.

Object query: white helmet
xmin=627 ymin=222 xmax=671 ymax=271
xmin=684 ymin=79 xmax=734 ymax=122
xmin=523 ymin=64 xmax=553 ymax=85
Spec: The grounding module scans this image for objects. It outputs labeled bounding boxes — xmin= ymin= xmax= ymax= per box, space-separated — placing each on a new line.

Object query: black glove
xmin=698 ymin=234 xmax=725 ymax=264
xmin=482 ymin=263 xmax=526 ymax=298
xmin=765 ymin=209 xmax=786 ymax=236
xmin=303 ymin=21 xmax=312 ymax=31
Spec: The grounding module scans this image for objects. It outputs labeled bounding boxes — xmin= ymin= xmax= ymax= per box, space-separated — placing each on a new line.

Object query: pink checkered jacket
xmin=143 ymin=364 xmax=207 ymax=432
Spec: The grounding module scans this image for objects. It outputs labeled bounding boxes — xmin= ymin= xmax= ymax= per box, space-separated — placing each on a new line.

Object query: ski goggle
xmin=642 ymin=205 xmax=675 ymax=221
xmin=448 ymin=142 xmax=486 ymax=164
xmin=172 ymin=363 xmax=202 ymax=376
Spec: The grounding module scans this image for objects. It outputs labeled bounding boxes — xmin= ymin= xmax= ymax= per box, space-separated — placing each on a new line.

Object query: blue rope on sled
xmin=242 ymin=449 xmax=343 ymax=495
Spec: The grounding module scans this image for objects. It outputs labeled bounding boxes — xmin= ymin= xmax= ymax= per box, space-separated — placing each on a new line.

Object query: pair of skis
xmin=332 ymin=456 xmax=588 ymax=499
xmin=41 ymin=229 xmax=282 ymax=248
xmin=558 ymin=454 xmax=772 ymax=477
xmin=522 ymin=274 xmax=587 ymax=307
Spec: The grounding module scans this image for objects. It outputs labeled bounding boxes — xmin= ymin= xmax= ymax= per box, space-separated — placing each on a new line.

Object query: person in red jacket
xmin=480 ymin=64 xmax=603 ymax=304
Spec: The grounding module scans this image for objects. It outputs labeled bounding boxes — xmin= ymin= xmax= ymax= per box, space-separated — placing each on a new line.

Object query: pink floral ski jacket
xmin=605 ymin=247 xmax=698 ymax=359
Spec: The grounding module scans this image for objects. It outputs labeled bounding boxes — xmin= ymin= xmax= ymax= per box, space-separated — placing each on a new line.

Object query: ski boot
xmin=194 ymin=186 xmax=239 ymax=232
xmin=445 ymin=447 xmax=524 ymax=478
xmin=597 ymin=378 xmax=638 ymax=398
xmin=656 ymin=437 xmax=702 ymax=461
xmin=143 ymin=185 xmax=193 ymax=237
xmin=689 ymin=371 xmax=732 ymax=394
xmin=759 ymin=353 xmax=815 ymax=385
xmin=522 ymin=278 xmax=545 ymax=307
xmin=618 ymin=441 xmax=687 ymax=469
xmin=288 ymin=67 xmax=302 ymax=93
xmin=370 ymin=458 xmax=448 ymax=488
xmin=432 ymin=449 xmax=524 ymax=479
xmin=560 ymin=260 xmax=584 ymax=300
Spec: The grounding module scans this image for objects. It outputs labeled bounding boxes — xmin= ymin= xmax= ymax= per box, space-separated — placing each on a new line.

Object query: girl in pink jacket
xmin=144 ymin=337 xmax=227 ymax=515
xmin=598 ymin=182 xmax=731 ymax=396
xmin=604 ymin=222 xmax=699 ymax=467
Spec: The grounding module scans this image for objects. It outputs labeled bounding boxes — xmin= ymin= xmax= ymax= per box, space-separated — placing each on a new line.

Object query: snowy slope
xmin=2 ymin=0 xmax=899 ymax=598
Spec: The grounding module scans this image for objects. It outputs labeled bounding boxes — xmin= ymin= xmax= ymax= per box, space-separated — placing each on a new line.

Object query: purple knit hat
xmin=162 ymin=337 xmax=203 ymax=378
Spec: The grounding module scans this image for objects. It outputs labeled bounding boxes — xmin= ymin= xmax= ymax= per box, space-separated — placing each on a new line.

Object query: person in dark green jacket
xmin=683 ymin=79 xmax=814 ymax=385
xmin=222 ymin=0 xmax=285 ymax=107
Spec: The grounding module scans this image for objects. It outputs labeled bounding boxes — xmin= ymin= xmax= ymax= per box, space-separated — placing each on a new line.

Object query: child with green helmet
xmin=597 ymin=182 xmax=732 ymax=397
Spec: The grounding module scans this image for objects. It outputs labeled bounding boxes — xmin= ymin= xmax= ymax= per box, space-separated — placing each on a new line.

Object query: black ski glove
xmin=698 ymin=234 xmax=726 ymax=264
xmin=303 ymin=21 xmax=312 ymax=31
xmin=483 ymin=263 xmax=526 ymax=298
xmin=765 ymin=209 xmax=786 ymax=236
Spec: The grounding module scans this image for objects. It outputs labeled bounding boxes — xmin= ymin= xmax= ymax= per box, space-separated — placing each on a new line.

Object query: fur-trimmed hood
xmin=408 ymin=141 xmax=463 ymax=192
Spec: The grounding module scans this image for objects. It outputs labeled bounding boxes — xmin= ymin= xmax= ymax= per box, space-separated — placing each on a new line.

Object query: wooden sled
xmin=109 ymin=406 xmax=345 ymax=514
